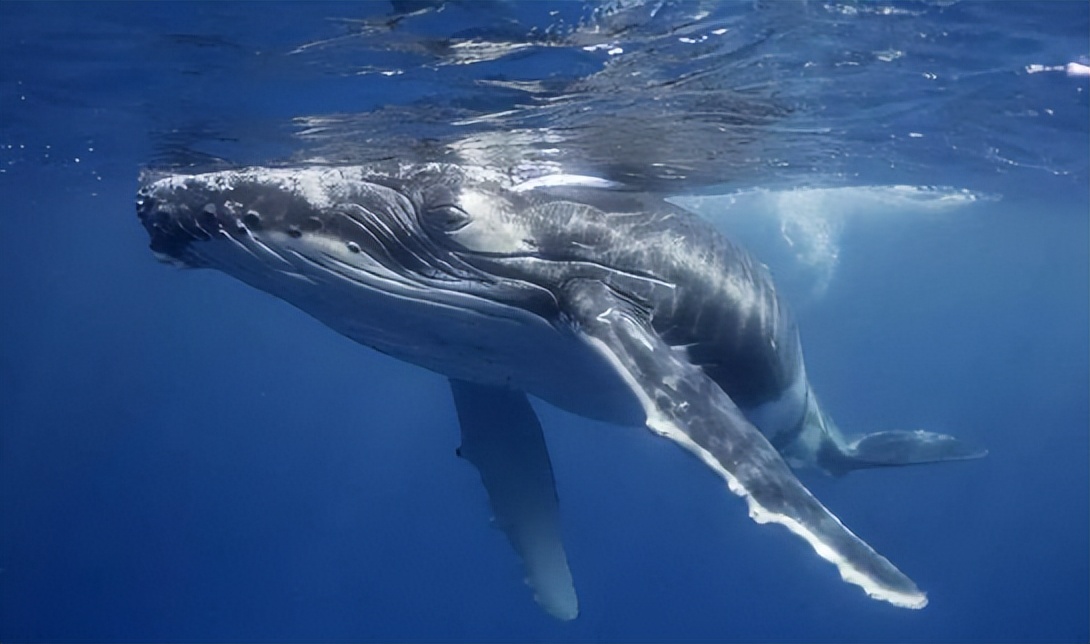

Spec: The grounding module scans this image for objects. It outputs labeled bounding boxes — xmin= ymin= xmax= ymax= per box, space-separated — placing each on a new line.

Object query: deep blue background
xmin=1 ymin=2 xmax=1087 ymax=642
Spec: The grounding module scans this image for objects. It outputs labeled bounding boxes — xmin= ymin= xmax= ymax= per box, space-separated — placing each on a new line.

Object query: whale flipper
xmin=562 ymin=280 xmax=928 ymax=610
xmin=820 ymin=430 xmax=988 ymax=476
xmin=450 ymin=379 xmax=578 ymax=621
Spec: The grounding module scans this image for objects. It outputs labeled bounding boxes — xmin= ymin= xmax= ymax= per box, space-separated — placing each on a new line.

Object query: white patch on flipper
xmin=582 ymin=335 xmax=928 ymax=610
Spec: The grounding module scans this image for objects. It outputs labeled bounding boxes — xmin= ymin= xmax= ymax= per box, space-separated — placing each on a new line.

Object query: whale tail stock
xmin=820 ymin=429 xmax=988 ymax=477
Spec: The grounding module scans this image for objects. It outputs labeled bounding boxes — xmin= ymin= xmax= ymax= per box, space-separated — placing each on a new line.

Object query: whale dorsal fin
xmin=561 ymin=278 xmax=928 ymax=610
xmin=450 ymin=379 xmax=578 ymax=621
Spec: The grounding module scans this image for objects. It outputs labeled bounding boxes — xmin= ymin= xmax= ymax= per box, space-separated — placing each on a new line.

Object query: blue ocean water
xmin=0 ymin=1 xmax=1087 ymax=642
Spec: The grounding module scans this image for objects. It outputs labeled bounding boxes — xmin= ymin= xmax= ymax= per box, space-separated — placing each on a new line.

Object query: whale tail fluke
xmin=821 ymin=430 xmax=988 ymax=476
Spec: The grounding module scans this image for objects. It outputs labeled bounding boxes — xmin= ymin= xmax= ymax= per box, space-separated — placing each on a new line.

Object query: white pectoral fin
xmin=562 ymin=280 xmax=928 ymax=610
xmin=450 ymin=379 xmax=578 ymax=621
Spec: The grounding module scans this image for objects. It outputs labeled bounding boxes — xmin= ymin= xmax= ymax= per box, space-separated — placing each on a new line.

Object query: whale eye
xmin=422 ymin=203 xmax=470 ymax=232
xmin=420 ymin=184 xmax=470 ymax=233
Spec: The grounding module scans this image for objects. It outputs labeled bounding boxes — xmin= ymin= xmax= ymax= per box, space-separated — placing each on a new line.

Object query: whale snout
xmin=138 ymin=192 xmax=188 ymax=261
xmin=136 ymin=189 xmax=220 ymax=264
xmin=136 ymin=173 xmax=286 ymax=265
xmin=136 ymin=170 xmax=348 ymax=266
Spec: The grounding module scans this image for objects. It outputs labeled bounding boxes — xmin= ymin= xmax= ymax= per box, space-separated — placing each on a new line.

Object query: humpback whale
xmin=137 ymin=163 xmax=985 ymax=619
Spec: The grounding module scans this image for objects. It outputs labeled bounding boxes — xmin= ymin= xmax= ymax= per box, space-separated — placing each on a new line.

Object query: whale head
xmin=141 ymin=166 xmax=450 ymax=264
xmin=137 ymin=165 xmax=619 ymax=383
xmin=139 ymin=164 xmax=548 ymax=292
xmin=135 ymin=164 xmax=636 ymax=315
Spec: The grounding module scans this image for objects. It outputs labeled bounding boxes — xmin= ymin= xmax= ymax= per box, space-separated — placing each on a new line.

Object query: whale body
xmin=137 ymin=163 xmax=985 ymax=618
